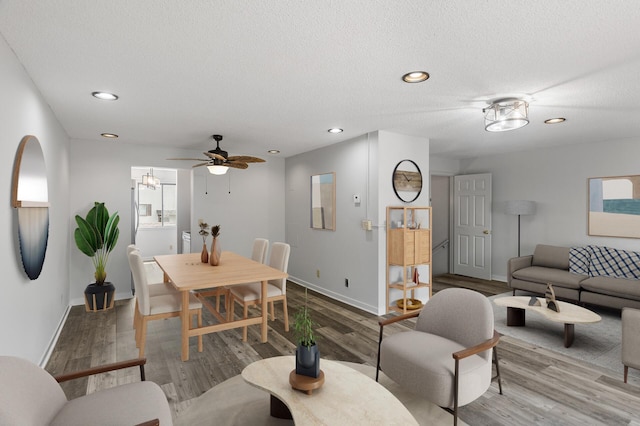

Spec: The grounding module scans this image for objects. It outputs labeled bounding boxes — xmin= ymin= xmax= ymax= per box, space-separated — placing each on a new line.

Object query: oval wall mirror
xmin=12 ymin=135 xmax=49 ymax=280
xmin=392 ymin=159 xmax=423 ymax=203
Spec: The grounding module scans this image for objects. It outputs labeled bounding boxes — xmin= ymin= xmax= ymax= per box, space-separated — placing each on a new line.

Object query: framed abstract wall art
xmin=588 ymin=175 xmax=640 ymax=238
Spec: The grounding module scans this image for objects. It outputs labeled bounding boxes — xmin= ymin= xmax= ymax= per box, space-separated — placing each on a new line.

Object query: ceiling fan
xmin=168 ymin=134 xmax=265 ymax=174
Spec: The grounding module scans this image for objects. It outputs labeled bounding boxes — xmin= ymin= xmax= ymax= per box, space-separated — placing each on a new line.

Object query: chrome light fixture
xmin=207 ymin=164 xmax=229 ymax=175
xmin=483 ymin=98 xmax=529 ymax=132
xmin=142 ymin=168 xmax=160 ymax=189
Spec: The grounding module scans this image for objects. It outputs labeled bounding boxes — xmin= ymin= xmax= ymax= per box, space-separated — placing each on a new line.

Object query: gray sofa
xmin=508 ymin=244 xmax=640 ymax=310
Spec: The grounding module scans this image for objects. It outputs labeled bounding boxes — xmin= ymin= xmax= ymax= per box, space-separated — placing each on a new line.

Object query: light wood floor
xmin=46 ymin=275 xmax=640 ymax=425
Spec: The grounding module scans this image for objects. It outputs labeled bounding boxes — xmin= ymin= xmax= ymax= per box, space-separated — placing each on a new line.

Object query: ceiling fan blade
xmin=203 ymin=152 xmax=226 ymax=161
xmin=192 ymin=162 xmax=210 ymax=168
xmin=167 ymin=157 xmax=208 ymax=161
xmin=226 ymin=162 xmax=249 ymax=169
xmin=227 ymin=155 xmax=265 ymax=163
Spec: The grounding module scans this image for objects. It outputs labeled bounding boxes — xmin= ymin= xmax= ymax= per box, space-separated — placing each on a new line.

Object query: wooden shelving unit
xmin=386 ymin=206 xmax=432 ymax=314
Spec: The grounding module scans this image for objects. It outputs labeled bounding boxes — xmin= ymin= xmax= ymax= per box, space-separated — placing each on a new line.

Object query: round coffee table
xmin=493 ymin=296 xmax=601 ymax=348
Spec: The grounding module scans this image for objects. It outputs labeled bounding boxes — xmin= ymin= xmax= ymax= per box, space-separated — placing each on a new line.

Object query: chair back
xmin=0 ymin=356 xmax=67 ymax=425
xmin=416 ymin=288 xmax=494 ymax=361
xmin=127 ymin=244 xmax=138 ymax=255
xmin=251 ymin=238 xmax=269 ymax=264
xmin=128 ymin=250 xmax=151 ymax=315
xmin=268 ymin=242 xmax=290 ymax=293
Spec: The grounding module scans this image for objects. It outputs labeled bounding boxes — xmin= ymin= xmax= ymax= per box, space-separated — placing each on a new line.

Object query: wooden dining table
xmin=154 ymin=251 xmax=288 ymax=361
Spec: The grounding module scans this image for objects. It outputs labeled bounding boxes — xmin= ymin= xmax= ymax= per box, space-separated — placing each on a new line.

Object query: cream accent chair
xmin=228 ymin=242 xmax=290 ymax=342
xmin=622 ymin=307 xmax=640 ymax=383
xmin=0 ymin=356 xmax=172 ymax=426
xmin=128 ymin=250 xmax=203 ymax=357
xmin=376 ymin=288 xmax=502 ymax=426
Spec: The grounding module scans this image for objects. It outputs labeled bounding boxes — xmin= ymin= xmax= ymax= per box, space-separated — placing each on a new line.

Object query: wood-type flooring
xmin=46 ymin=274 xmax=640 ymax=425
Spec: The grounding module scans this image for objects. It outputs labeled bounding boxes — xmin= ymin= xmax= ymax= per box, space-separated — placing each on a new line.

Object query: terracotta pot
xmin=210 ymin=237 xmax=221 ymax=266
xmin=201 ymin=243 xmax=209 ymax=263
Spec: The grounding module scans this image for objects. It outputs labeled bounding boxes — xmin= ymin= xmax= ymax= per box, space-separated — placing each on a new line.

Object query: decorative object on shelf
xmin=11 ymin=135 xmax=50 ymax=280
xmin=293 ymin=288 xmax=321 ymax=379
xmin=545 ymin=283 xmax=560 ymax=313
xmin=209 ymin=224 xmax=221 ymax=266
xmin=74 ymin=202 xmax=120 ymax=312
xmin=412 ymin=267 xmax=420 ymax=284
xmin=310 ymin=172 xmax=336 ymax=230
xmin=588 ymin=175 xmax=640 ymax=239
xmin=505 ymin=200 xmax=536 ymax=256
xmin=483 ymin=98 xmax=529 ymax=132
xmin=198 ymin=220 xmax=209 ymax=263
xmin=392 ymin=159 xmax=422 ymax=203
xmin=396 ymin=298 xmax=423 ymax=310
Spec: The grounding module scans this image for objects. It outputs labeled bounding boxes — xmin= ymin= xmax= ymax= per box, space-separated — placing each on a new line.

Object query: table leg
xmin=181 ymin=291 xmax=190 ymax=361
xmin=270 ymin=395 xmax=292 ymax=419
xmin=564 ymin=323 xmax=575 ymax=348
xmin=261 ymin=280 xmax=268 ymax=343
xmin=506 ymin=307 xmax=525 ymax=326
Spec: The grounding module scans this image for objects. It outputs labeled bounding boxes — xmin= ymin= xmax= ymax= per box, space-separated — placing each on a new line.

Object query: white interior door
xmin=453 ymin=173 xmax=492 ymax=280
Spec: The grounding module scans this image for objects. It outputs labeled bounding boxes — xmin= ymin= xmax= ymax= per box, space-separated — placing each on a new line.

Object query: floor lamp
xmin=505 ymin=200 xmax=536 ymax=256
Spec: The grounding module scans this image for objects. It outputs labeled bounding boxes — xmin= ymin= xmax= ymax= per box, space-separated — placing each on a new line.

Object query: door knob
xmin=483 ymin=230 xmax=490 ymax=234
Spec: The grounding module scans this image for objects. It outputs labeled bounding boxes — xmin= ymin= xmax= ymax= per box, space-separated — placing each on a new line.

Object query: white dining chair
xmin=128 ymin=250 xmax=203 ymax=357
xmin=228 ymin=242 xmax=290 ymax=341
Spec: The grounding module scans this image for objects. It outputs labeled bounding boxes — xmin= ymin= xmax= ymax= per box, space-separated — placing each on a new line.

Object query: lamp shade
xmin=207 ymin=165 xmax=229 ymax=175
xmin=505 ymin=200 xmax=536 ymax=216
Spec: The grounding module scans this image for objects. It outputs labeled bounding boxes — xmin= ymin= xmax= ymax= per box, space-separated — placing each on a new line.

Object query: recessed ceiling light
xmin=328 ymin=128 xmax=343 ymax=134
xmin=101 ymin=133 xmax=119 ymax=138
xmin=402 ymin=71 xmax=430 ymax=83
xmin=268 ymin=149 xmax=280 ymax=154
xmin=92 ymin=91 xmax=119 ymax=101
xmin=544 ymin=117 xmax=566 ymax=124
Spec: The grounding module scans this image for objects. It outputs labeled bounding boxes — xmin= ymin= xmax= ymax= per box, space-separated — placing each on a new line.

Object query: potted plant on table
xmin=74 ymin=202 xmax=120 ymax=312
xmin=293 ymin=288 xmax=320 ymax=378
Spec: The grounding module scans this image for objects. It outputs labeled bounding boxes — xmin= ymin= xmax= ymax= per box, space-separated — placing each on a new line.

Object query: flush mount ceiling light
xmin=92 ymin=91 xmax=119 ymax=101
xmin=483 ymin=98 xmax=529 ymax=132
xmin=100 ymin=133 xmax=118 ymax=138
xmin=142 ymin=168 xmax=160 ymax=189
xmin=402 ymin=71 xmax=430 ymax=83
xmin=268 ymin=149 xmax=280 ymax=154
xmin=544 ymin=117 xmax=566 ymax=124
xmin=328 ymin=128 xmax=343 ymax=134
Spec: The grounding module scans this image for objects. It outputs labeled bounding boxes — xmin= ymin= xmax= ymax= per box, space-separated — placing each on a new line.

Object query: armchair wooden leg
xmin=493 ymin=346 xmax=503 ymax=394
xmin=624 ymin=365 xmax=629 ymax=384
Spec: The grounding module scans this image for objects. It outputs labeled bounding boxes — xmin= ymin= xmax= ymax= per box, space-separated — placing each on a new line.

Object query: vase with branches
xmin=209 ymin=224 xmax=221 ymax=266
xmin=198 ymin=220 xmax=209 ymax=263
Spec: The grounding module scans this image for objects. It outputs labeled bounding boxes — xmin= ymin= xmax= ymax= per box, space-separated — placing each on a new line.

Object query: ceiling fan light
xmin=208 ymin=165 xmax=229 ymax=175
xmin=484 ymin=99 xmax=529 ymax=132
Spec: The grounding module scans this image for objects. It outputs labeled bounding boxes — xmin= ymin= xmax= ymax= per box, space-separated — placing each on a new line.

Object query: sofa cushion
xmin=580 ymin=276 xmax=640 ymax=301
xmin=532 ymin=245 xmax=569 ymax=270
xmin=569 ymin=246 xmax=591 ymax=275
xmin=512 ymin=266 xmax=584 ymax=289
xmin=588 ymin=246 xmax=640 ymax=280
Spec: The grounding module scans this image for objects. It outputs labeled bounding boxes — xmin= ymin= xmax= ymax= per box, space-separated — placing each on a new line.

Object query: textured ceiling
xmin=1 ymin=1 xmax=639 ymax=159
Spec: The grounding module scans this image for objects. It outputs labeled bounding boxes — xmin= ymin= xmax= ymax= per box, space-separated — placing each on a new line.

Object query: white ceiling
xmin=1 ymin=1 xmax=640 ymax=160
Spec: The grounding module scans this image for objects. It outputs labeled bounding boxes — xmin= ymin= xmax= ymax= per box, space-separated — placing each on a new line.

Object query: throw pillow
xmin=569 ymin=246 xmax=591 ymax=275
xmin=588 ymin=245 xmax=640 ymax=280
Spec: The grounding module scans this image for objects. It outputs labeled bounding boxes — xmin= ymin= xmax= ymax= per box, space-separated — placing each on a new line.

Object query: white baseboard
xmin=491 ymin=274 xmax=507 ymax=283
xmin=288 ymin=276 xmax=379 ymax=315
xmin=39 ymin=304 xmax=71 ymax=368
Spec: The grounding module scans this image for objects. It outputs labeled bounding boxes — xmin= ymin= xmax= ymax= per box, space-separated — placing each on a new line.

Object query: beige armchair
xmin=0 ymin=356 xmax=172 ymax=425
xmin=622 ymin=307 xmax=640 ymax=383
xmin=376 ymin=288 xmax=502 ymax=426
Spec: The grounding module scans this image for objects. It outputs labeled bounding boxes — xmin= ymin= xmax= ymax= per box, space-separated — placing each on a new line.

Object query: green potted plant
xmin=293 ymin=288 xmax=320 ymax=378
xmin=74 ymin=202 xmax=120 ymax=311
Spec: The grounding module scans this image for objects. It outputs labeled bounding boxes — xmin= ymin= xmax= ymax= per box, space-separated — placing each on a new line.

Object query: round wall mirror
xmin=392 ymin=159 xmax=423 ymax=203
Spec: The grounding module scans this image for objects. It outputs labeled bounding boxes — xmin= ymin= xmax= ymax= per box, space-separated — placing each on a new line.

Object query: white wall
xmin=285 ymin=131 xmax=429 ymax=314
xmin=69 ymin=140 xmax=286 ymax=304
xmin=0 ymin=35 xmax=70 ymax=363
xmin=461 ymin=138 xmax=640 ymax=281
